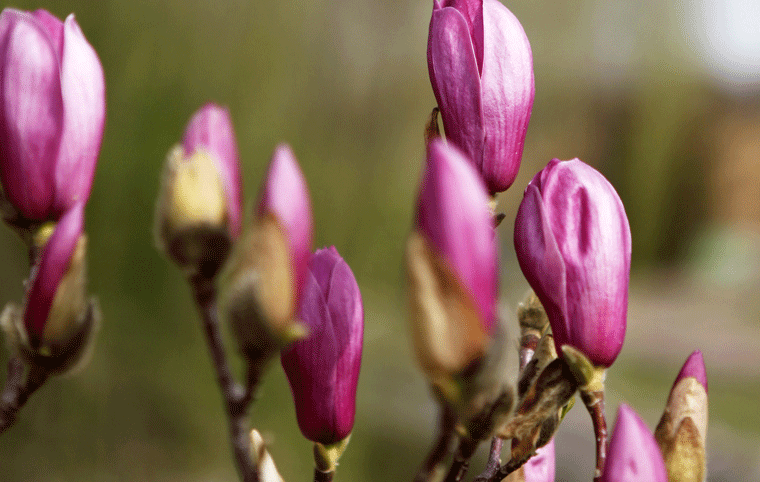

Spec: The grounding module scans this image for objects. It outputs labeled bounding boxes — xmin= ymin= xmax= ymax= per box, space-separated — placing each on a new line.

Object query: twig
xmin=580 ymin=388 xmax=607 ymax=482
xmin=444 ymin=436 xmax=480 ymax=482
xmin=189 ymin=274 xmax=258 ymax=482
xmin=0 ymin=357 xmax=49 ymax=434
xmin=414 ymin=404 xmax=457 ymax=482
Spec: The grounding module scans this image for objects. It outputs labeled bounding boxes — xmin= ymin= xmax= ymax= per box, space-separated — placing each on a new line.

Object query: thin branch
xmin=444 ymin=436 xmax=480 ymax=482
xmin=414 ymin=404 xmax=457 ymax=482
xmin=0 ymin=357 xmax=48 ymax=434
xmin=189 ymin=274 xmax=258 ymax=482
xmin=580 ymin=388 xmax=607 ymax=482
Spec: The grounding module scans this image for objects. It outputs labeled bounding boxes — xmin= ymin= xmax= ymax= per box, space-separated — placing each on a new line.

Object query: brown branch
xmin=580 ymin=388 xmax=607 ymax=482
xmin=189 ymin=274 xmax=258 ymax=482
xmin=0 ymin=357 xmax=49 ymax=434
xmin=314 ymin=469 xmax=335 ymax=482
xmin=414 ymin=404 xmax=457 ymax=482
xmin=444 ymin=436 xmax=480 ymax=482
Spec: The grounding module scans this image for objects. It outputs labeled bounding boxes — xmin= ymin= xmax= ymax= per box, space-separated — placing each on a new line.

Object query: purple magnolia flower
xmin=524 ymin=438 xmax=556 ymax=482
xmin=602 ymin=404 xmax=667 ymax=482
xmin=0 ymin=9 xmax=105 ymax=221
xmin=427 ymin=0 xmax=534 ymax=194
xmin=514 ymin=159 xmax=631 ymax=368
xmin=281 ymin=246 xmax=363 ymax=444
xmin=24 ymin=202 xmax=84 ymax=348
xmin=417 ymin=139 xmax=497 ymax=332
xmin=257 ymin=144 xmax=313 ymax=303
xmin=182 ymin=103 xmax=243 ymax=238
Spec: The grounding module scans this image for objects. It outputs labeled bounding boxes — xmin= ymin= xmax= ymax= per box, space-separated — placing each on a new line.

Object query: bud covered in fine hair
xmin=655 ymin=350 xmax=708 ymax=482
xmin=514 ymin=159 xmax=631 ymax=368
xmin=506 ymin=438 xmax=556 ymax=482
xmin=427 ymin=0 xmax=534 ymax=194
xmin=601 ymin=404 xmax=667 ymax=482
xmin=221 ymin=144 xmax=313 ymax=361
xmin=0 ymin=9 xmax=105 ymax=224
xmin=281 ymin=247 xmax=363 ymax=446
xmin=407 ymin=139 xmax=497 ymax=384
xmin=1 ymin=203 xmax=98 ymax=373
xmin=155 ymin=103 xmax=243 ymax=278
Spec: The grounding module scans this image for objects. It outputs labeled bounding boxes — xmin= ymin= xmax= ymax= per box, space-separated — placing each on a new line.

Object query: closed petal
xmin=428 ymin=7 xmax=484 ymax=170
xmin=479 ymin=0 xmax=533 ymax=192
xmin=0 ymin=9 xmax=62 ymax=219
xmin=53 ymin=14 xmax=105 ymax=215
xmin=603 ymin=404 xmax=668 ymax=482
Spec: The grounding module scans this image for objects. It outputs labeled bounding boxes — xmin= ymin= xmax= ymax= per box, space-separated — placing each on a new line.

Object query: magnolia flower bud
xmin=506 ymin=438 xmax=556 ymax=482
xmin=155 ymin=104 xmax=242 ymax=278
xmin=601 ymin=404 xmax=667 ymax=482
xmin=0 ymin=9 xmax=104 ymax=223
xmin=655 ymin=350 xmax=708 ymax=482
xmin=281 ymin=247 xmax=363 ymax=446
xmin=427 ymin=0 xmax=534 ymax=194
xmin=514 ymin=159 xmax=631 ymax=368
xmin=407 ymin=139 xmax=497 ymax=385
xmin=1 ymin=203 xmax=98 ymax=373
xmin=221 ymin=144 xmax=313 ymax=361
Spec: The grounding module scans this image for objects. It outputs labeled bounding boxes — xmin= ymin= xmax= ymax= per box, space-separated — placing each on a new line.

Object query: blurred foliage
xmin=1 ymin=1 xmax=759 ymax=481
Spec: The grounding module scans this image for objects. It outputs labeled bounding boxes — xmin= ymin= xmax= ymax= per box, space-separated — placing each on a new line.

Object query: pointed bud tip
xmin=675 ymin=350 xmax=707 ymax=394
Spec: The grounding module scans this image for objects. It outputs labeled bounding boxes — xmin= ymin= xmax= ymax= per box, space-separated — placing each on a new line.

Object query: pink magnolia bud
xmin=514 ymin=159 xmax=631 ymax=368
xmin=523 ymin=438 xmax=556 ymax=482
xmin=281 ymin=247 xmax=363 ymax=445
xmin=655 ymin=350 xmax=708 ymax=482
xmin=417 ymin=139 xmax=498 ymax=331
xmin=182 ymin=103 xmax=243 ymax=238
xmin=427 ymin=0 xmax=534 ymax=194
xmin=24 ymin=202 xmax=86 ymax=349
xmin=602 ymin=404 xmax=668 ymax=482
xmin=257 ymin=144 xmax=313 ymax=304
xmin=0 ymin=9 xmax=105 ymax=221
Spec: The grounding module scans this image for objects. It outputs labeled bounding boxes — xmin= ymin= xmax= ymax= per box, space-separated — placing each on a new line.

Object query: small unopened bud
xmin=220 ymin=144 xmax=313 ymax=363
xmin=655 ymin=350 xmax=708 ymax=482
xmin=155 ymin=104 xmax=242 ymax=278
xmin=1 ymin=204 xmax=98 ymax=373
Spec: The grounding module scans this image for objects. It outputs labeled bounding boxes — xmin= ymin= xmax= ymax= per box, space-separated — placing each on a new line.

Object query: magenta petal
xmin=479 ymin=0 xmax=534 ymax=192
xmin=30 ymin=9 xmax=63 ymax=56
xmin=52 ymin=14 xmax=105 ymax=215
xmin=24 ymin=202 xmax=84 ymax=344
xmin=182 ymin=103 xmax=243 ymax=237
xmin=281 ymin=247 xmax=363 ymax=444
xmin=523 ymin=438 xmax=556 ymax=482
xmin=515 ymin=159 xmax=630 ymax=367
xmin=602 ymin=404 xmax=667 ymax=482
xmin=428 ymin=6 xmax=484 ymax=171
xmin=416 ymin=139 xmax=497 ymax=332
xmin=257 ymin=144 xmax=313 ymax=301
xmin=0 ymin=8 xmax=62 ymax=219
xmin=674 ymin=350 xmax=708 ymax=394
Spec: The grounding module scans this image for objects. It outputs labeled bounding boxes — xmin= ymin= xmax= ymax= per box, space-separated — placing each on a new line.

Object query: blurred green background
xmin=1 ymin=1 xmax=759 ymax=480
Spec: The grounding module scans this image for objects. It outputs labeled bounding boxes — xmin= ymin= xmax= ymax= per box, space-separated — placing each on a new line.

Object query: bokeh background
xmin=1 ymin=1 xmax=759 ymax=480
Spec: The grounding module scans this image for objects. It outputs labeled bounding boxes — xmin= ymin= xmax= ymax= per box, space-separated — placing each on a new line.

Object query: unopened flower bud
xmin=155 ymin=104 xmax=242 ymax=278
xmin=506 ymin=438 xmax=556 ymax=482
xmin=601 ymin=404 xmax=667 ymax=482
xmin=427 ymin=0 xmax=534 ymax=193
xmin=221 ymin=144 xmax=313 ymax=361
xmin=655 ymin=350 xmax=708 ymax=482
xmin=1 ymin=203 xmax=98 ymax=373
xmin=407 ymin=139 xmax=497 ymax=388
xmin=281 ymin=247 xmax=363 ymax=446
xmin=514 ymin=159 xmax=631 ymax=368
xmin=0 ymin=9 xmax=104 ymax=225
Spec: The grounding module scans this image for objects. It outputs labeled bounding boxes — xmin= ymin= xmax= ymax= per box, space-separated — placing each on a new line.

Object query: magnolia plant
xmin=0 ymin=2 xmax=711 ymax=482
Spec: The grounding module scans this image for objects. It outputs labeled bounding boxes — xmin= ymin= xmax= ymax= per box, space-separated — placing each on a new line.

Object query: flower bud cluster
xmin=155 ymin=106 xmax=364 ymax=462
xmin=0 ymin=8 xmax=103 ymax=375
